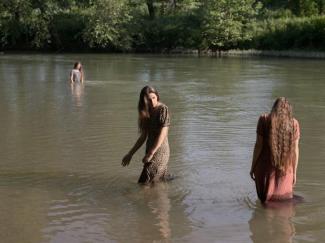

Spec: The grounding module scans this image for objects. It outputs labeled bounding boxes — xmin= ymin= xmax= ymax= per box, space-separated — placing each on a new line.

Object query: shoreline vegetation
xmin=0 ymin=1 xmax=324 ymax=54
xmin=2 ymin=49 xmax=325 ymax=59
xmin=214 ymin=49 xmax=325 ymax=59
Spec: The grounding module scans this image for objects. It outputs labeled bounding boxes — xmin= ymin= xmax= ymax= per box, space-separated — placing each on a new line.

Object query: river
xmin=0 ymin=54 xmax=324 ymax=242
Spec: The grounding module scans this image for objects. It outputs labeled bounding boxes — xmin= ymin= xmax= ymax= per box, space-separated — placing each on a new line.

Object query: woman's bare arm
xmin=80 ymin=70 xmax=84 ymax=83
xmin=122 ymin=131 xmax=147 ymax=166
xmin=293 ymin=139 xmax=300 ymax=185
xmin=70 ymin=71 xmax=74 ymax=83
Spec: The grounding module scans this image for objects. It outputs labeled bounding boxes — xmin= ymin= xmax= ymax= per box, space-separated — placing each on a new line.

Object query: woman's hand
xmin=122 ymin=153 xmax=132 ymax=167
xmin=250 ymin=170 xmax=255 ymax=181
xmin=142 ymin=153 xmax=154 ymax=164
xmin=293 ymin=174 xmax=297 ymax=186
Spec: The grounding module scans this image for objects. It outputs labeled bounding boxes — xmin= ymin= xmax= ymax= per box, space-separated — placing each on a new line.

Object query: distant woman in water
xmin=70 ymin=61 xmax=84 ymax=83
xmin=250 ymin=97 xmax=300 ymax=203
xmin=122 ymin=86 xmax=171 ymax=184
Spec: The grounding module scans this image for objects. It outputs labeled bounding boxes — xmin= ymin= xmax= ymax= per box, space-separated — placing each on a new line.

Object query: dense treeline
xmin=0 ymin=0 xmax=324 ymax=52
xmin=253 ymin=15 xmax=325 ymax=51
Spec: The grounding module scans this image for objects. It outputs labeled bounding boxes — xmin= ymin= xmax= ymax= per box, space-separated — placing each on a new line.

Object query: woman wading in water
xmin=122 ymin=86 xmax=171 ymax=184
xmin=70 ymin=61 xmax=84 ymax=83
xmin=250 ymin=97 xmax=300 ymax=203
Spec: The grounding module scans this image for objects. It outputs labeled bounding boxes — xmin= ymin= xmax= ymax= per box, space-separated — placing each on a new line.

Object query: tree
xmin=259 ymin=0 xmax=323 ymax=16
xmin=83 ymin=0 xmax=133 ymax=50
xmin=0 ymin=0 xmax=52 ymax=49
xmin=201 ymin=0 xmax=261 ymax=51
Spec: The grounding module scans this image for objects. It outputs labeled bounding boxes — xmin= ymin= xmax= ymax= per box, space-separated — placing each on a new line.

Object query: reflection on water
xmin=249 ymin=200 xmax=298 ymax=243
xmin=0 ymin=54 xmax=325 ymax=242
xmin=0 ymin=171 xmax=190 ymax=243
xmin=143 ymin=183 xmax=171 ymax=239
xmin=70 ymin=82 xmax=84 ymax=107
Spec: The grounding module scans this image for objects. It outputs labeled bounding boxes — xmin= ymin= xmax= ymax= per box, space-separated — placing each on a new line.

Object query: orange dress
xmin=253 ymin=114 xmax=300 ymax=203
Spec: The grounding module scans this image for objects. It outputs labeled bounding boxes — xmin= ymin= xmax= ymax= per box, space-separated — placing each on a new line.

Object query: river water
xmin=0 ymin=54 xmax=324 ymax=242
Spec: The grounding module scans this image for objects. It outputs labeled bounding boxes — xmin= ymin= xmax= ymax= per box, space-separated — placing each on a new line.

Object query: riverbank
xmin=165 ymin=48 xmax=325 ymax=59
xmin=219 ymin=49 xmax=325 ymax=59
xmin=1 ymin=49 xmax=325 ymax=59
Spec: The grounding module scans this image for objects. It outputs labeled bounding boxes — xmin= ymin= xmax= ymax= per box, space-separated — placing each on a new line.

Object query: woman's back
xmin=254 ymin=113 xmax=300 ymax=202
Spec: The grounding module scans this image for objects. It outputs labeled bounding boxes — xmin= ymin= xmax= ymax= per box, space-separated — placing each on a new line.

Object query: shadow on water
xmin=249 ymin=195 xmax=304 ymax=243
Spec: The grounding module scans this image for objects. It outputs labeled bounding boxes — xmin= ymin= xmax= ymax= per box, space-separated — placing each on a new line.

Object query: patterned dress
xmin=138 ymin=104 xmax=170 ymax=184
xmin=253 ymin=114 xmax=300 ymax=203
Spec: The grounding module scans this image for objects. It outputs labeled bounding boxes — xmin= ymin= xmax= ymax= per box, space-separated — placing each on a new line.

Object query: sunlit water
xmin=0 ymin=54 xmax=324 ymax=242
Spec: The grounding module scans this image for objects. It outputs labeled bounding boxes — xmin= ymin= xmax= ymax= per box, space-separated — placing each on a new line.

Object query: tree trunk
xmin=170 ymin=0 xmax=177 ymax=9
xmin=146 ymin=0 xmax=155 ymax=19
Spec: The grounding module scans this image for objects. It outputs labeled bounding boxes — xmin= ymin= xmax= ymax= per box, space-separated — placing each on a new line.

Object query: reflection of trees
xmin=0 ymin=57 xmax=68 ymax=170
xmin=249 ymin=200 xmax=297 ymax=243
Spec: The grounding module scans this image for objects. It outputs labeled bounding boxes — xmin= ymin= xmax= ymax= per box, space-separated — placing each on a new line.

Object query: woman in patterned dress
xmin=250 ymin=97 xmax=300 ymax=203
xmin=122 ymin=86 xmax=171 ymax=184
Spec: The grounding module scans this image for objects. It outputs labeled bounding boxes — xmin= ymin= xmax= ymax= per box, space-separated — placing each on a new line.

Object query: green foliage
xmin=50 ymin=11 xmax=87 ymax=51
xmin=252 ymin=15 xmax=325 ymax=50
xmin=0 ymin=0 xmax=33 ymax=49
xmin=259 ymin=0 xmax=324 ymax=16
xmin=0 ymin=0 xmax=324 ymax=51
xmin=131 ymin=13 xmax=202 ymax=51
xmin=258 ymin=8 xmax=294 ymax=19
xmin=0 ymin=0 xmax=59 ymax=49
xmin=83 ymin=0 xmax=133 ymax=51
xmin=124 ymin=0 xmax=203 ymax=51
xmin=201 ymin=0 xmax=262 ymax=50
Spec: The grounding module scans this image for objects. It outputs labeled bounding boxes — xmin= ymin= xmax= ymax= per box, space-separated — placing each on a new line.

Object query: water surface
xmin=0 ymin=54 xmax=324 ymax=242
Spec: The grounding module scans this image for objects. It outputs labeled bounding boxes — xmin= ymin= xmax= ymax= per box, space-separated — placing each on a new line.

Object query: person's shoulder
xmin=158 ymin=103 xmax=168 ymax=110
xmin=157 ymin=103 xmax=170 ymax=117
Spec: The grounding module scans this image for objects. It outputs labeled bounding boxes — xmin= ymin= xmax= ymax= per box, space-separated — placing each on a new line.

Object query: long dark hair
xmin=138 ymin=86 xmax=160 ymax=133
xmin=269 ymin=97 xmax=295 ymax=176
xmin=73 ymin=61 xmax=82 ymax=70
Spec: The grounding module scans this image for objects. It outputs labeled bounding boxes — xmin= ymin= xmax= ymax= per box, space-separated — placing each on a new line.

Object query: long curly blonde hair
xmin=269 ymin=97 xmax=295 ymax=176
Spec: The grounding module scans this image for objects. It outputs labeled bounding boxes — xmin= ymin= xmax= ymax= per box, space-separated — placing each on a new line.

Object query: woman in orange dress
xmin=250 ymin=97 xmax=300 ymax=203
